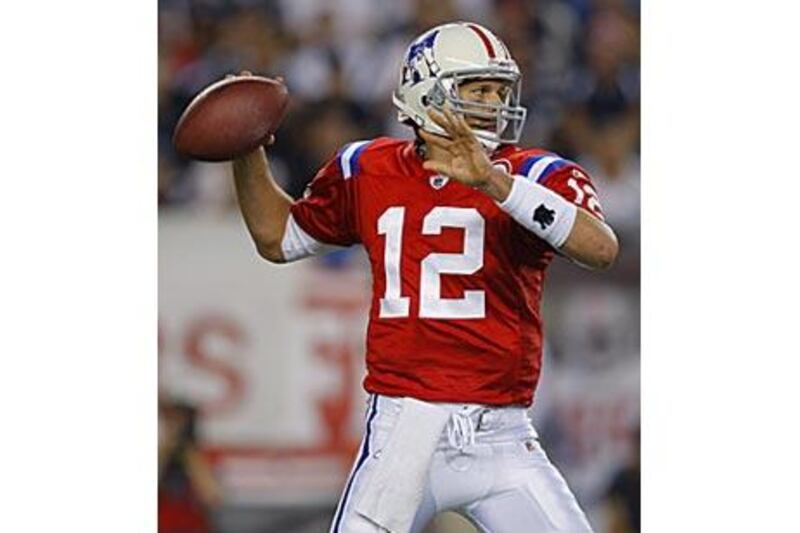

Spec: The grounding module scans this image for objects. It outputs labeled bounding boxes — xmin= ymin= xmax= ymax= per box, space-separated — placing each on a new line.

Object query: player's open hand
xmin=419 ymin=107 xmax=494 ymax=189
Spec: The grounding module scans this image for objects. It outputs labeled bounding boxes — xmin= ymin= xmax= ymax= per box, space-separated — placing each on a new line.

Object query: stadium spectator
xmin=578 ymin=118 xmax=640 ymax=240
xmin=159 ymin=398 xmax=221 ymax=533
xmin=604 ymin=426 xmax=641 ymax=533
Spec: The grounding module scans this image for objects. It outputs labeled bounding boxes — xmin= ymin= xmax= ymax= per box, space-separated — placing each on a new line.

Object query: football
xmin=172 ymin=75 xmax=289 ymax=162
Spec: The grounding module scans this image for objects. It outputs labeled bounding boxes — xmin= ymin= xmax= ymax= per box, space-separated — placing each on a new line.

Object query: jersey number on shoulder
xmin=566 ymin=177 xmax=602 ymax=217
xmin=377 ymin=206 xmax=485 ymax=320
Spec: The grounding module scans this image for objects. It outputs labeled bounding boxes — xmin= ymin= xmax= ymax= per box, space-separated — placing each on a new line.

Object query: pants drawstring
xmin=447 ymin=409 xmax=479 ymax=452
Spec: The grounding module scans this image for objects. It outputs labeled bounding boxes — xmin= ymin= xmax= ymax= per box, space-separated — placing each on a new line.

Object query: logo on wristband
xmin=533 ymin=204 xmax=555 ymax=230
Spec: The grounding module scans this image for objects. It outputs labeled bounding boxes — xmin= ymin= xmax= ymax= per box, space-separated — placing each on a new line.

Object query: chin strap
xmin=475 ymin=134 xmax=500 ymax=153
xmin=417 ymin=127 xmax=501 ymax=156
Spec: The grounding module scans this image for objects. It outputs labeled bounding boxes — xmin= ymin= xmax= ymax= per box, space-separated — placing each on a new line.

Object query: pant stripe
xmin=331 ymin=395 xmax=379 ymax=532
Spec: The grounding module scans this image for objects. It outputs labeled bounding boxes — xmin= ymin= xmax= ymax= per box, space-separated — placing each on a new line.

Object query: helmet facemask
xmin=426 ymin=67 xmax=527 ymax=148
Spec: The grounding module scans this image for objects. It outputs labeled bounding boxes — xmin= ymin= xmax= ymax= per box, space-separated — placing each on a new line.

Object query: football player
xmin=229 ymin=22 xmax=617 ymax=533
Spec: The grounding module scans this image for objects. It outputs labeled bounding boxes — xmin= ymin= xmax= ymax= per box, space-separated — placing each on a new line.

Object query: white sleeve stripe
xmin=280 ymin=213 xmax=341 ymax=262
xmin=526 ymin=155 xmax=562 ymax=182
xmin=339 ymin=140 xmax=370 ymax=179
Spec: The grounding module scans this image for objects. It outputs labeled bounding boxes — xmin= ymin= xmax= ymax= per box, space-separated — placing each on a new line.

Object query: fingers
xmin=428 ymin=106 xmax=477 ymax=144
xmin=421 ymin=160 xmax=452 ymax=176
xmin=226 ymin=70 xmax=254 ymax=80
xmin=454 ymin=111 xmax=475 ymax=138
xmin=427 ymin=108 xmax=453 ymax=135
xmin=445 ymin=105 xmax=478 ymax=141
xmin=442 ymin=106 xmax=464 ymax=135
xmin=419 ymin=129 xmax=454 ymax=149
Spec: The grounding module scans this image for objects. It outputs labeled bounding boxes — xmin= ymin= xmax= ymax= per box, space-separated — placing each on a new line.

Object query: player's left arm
xmin=421 ymin=108 xmax=618 ymax=270
xmin=526 ymin=166 xmax=618 ymax=270
xmin=481 ymin=168 xmax=618 ymax=270
xmin=560 ymin=207 xmax=618 ymax=269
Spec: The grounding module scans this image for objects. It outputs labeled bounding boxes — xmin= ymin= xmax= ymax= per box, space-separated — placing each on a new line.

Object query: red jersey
xmin=289 ymin=138 xmax=604 ymax=406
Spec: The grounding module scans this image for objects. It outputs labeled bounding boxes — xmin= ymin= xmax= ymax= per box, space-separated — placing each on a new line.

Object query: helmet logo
xmin=405 ymin=30 xmax=439 ymax=63
xmin=402 ymin=30 xmax=440 ymax=87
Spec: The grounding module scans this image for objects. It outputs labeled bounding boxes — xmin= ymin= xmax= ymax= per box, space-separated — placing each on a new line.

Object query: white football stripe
xmin=340 ymin=140 xmax=370 ymax=179
xmin=526 ymin=156 xmax=562 ymax=182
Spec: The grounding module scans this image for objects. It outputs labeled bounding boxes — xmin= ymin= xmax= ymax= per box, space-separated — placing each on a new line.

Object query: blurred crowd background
xmin=158 ymin=0 xmax=640 ymax=532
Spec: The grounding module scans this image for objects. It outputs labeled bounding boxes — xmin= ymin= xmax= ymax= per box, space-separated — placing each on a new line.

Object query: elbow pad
xmin=497 ymin=175 xmax=577 ymax=248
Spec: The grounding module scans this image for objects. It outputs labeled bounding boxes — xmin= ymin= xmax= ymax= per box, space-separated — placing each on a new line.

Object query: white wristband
xmin=497 ymin=175 xmax=577 ymax=248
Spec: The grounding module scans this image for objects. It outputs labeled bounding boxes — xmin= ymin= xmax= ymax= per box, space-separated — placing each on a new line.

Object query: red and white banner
xmin=159 ymin=212 xmax=371 ymax=505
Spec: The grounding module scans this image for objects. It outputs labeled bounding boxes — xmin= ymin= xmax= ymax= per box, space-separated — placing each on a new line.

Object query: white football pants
xmin=329 ymin=394 xmax=594 ymax=533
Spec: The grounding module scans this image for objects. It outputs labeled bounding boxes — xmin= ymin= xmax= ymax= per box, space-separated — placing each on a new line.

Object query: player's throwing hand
xmin=420 ymin=107 xmax=494 ymax=189
xmin=223 ymin=70 xmax=283 ymax=148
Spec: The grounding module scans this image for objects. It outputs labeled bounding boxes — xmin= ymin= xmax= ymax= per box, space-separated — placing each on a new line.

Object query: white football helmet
xmin=392 ymin=22 xmax=528 ymax=150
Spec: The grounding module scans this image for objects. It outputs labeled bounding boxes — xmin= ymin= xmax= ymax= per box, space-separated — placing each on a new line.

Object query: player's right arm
xmin=232 ymin=143 xmax=361 ymax=264
xmin=232 ymin=146 xmax=292 ymax=263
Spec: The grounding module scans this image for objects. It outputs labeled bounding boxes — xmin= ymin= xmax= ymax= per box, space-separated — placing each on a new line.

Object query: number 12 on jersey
xmin=377 ymin=206 xmax=485 ymax=320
